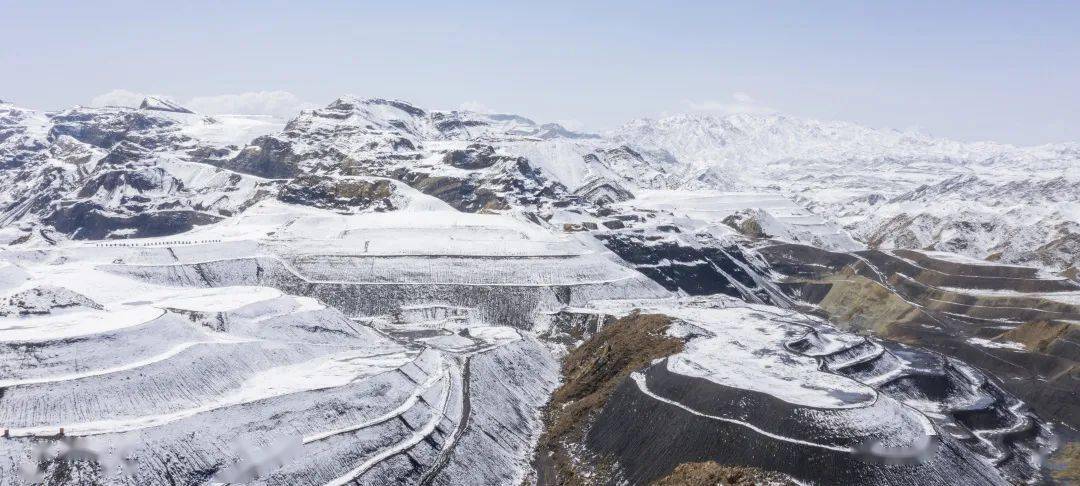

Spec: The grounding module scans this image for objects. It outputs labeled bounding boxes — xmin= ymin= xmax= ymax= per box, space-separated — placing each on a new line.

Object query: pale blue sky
xmin=2 ymin=1 xmax=1077 ymax=145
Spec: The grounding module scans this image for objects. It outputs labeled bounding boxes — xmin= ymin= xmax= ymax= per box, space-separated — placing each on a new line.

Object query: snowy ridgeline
xmin=3 ymin=96 xmax=1077 ymax=271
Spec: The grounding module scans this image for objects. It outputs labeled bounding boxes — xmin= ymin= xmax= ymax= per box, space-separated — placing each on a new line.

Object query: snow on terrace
xmin=665 ymin=307 xmax=877 ymax=409
xmin=45 ymin=182 xmax=585 ymax=258
xmin=618 ymin=190 xmax=862 ymax=251
xmin=0 ymin=253 xmax=548 ymax=484
xmin=169 ymin=190 xmax=583 ymax=255
xmin=589 ymin=299 xmax=877 ymax=409
xmin=85 ymin=194 xmax=657 ymax=287
xmin=0 ymin=220 xmax=545 ymax=454
xmin=154 ymin=286 xmax=284 ymax=312
xmin=6 ymin=347 xmax=415 ymax=437
xmin=966 ymin=337 xmax=1026 ymax=351
xmin=0 ymin=248 xmax=417 ymax=438
xmin=938 ymin=287 xmax=1080 ymax=306
xmin=0 ymin=258 xmax=316 ymax=345
xmin=0 ymin=257 xmax=231 ymax=308
xmin=5 ymin=175 xmax=660 ymax=295
xmin=0 ymin=306 xmax=164 ymax=342
xmin=29 ymin=169 xmax=598 ymax=261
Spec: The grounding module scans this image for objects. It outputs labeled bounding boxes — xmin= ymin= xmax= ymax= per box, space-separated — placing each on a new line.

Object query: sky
xmin=2 ymin=0 xmax=1078 ymax=145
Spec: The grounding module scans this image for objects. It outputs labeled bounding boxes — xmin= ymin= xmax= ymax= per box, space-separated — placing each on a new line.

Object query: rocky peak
xmin=138 ymin=96 xmax=195 ymax=114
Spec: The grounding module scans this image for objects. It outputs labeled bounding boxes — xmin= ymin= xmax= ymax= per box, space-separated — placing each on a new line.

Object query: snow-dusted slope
xmin=0 ymin=98 xmax=886 ymax=257
xmin=0 ymin=186 xmax=604 ymax=484
xmin=610 ymin=112 xmax=1080 ymax=272
xmin=4 ymin=97 xmax=1076 ymax=271
xmin=612 ymin=113 xmax=1077 ymax=174
xmin=851 ymin=173 xmax=1080 ymax=270
xmin=0 ymin=94 xmax=1070 ymax=484
xmin=575 ymin=297 xmax=1055 ymax=485
xmin=0 ymin=99 xmax=284 ymax=244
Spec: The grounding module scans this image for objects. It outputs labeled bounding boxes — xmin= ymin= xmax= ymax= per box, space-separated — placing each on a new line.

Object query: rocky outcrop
xmin=45 ymin=202 xmax=222 ymax=239
xmin=223 ymin=135 xmax=302 ymax=178
xmin=651 ymin=462 xmax=796 ymax=486
xmin=534 ymin=312 xmax=683 ymax=485
xmin=277 ymin=175 xmax=397 ymax=212
xmin=47 ymin=108 xmax=183 ymax=150
xmin=722 ymin=209 xmax=770 ymax=239
xmin=392 ymin=171 xmax=509 ymax=212
xmin=138 ymin=97 xmax=195 ymax=114
xmin=442 ymin=144 xmax=502 ymax=170
xmin=571 ymin=177 xmax=634 ymax=206
xmin=0 ymin=285 xmax=102 ymax=316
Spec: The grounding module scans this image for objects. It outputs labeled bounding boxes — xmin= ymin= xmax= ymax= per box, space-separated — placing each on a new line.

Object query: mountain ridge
xmin=1 ymin=95 xmax=1077 ymax=274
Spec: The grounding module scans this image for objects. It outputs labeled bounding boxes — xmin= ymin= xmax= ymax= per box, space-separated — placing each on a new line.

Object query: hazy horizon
xmin=3 ymin=1 xmax=1078 ymax=145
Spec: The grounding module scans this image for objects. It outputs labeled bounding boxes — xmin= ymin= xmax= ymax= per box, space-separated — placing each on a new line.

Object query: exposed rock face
xmin=392 ymin=171 xmax=510 ymax=212
xmin=571 ymin=177 xmax=634 ymax=206
xmin=48 ymin=109 xmax=186 ymax=151
xmin=45 ymin=203 xmax=223 ymax=239
xmin=0 ymin=285 xmax=102 ymax=316
xmin=581 ymin=145 xmax=682 ymax=190
xmin=76 ymin=167 xmax=180 ymax=197
xmin=651 ymin=462 xmax=796 ymax=486
xmin=206 ymin=97 xmax=576 ymax=214
xmin=138 ymin=96 xmax=195 ymax=114
xmin=0 ymin=104 xmax=49 ymax=169
xmin=722 ymin=209 xmax=770 ymax=239
xmin=224 ymin=134 xmax=302 ymax=178
xmin=278 ymin=175 xmax=397 ymax=212
xmin=442 ymin=144 xmax=502 ymax=169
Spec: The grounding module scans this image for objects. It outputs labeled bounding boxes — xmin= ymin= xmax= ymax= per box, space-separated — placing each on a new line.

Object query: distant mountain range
xmin=2 ymin=96 xmax=1076 ymax=273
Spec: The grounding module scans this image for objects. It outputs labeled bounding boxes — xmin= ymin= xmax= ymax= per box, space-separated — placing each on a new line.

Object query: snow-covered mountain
xmin=2 ymin=93 xmax=1076 ymax=274
xmin=0 ymin=97 xmax=906 ymax=253
xmin=0 ymin=95 xmax=1075 ymax=485
xmin=612 ymin=112 xmax=1078 ymax=175
xmin=855 ymin=174 xmax=1080 ymax=271
xmin=0 ymin=99 xmax=283 ymax=242
xmin=610 ymin=112 xmax=1080 ymax=273
xmin=14 ymin=95 xmax=1075 ymax=271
